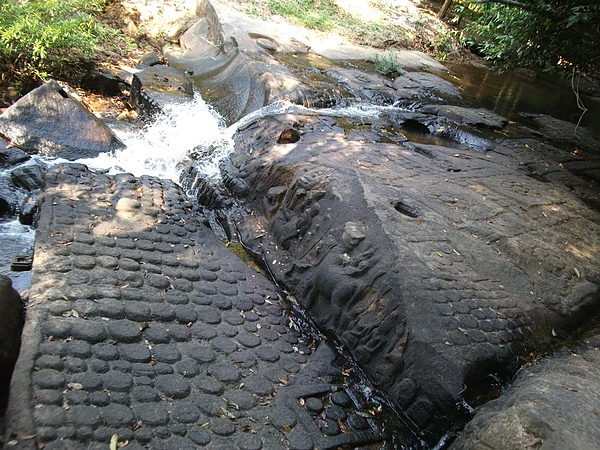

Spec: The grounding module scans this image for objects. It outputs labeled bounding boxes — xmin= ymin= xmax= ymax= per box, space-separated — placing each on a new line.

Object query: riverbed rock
xmin=10 ymin=163 xmax=46 ymax=191
xmin=129 ymin=64 xmax=195 ymax=117
xmin=450 ymin=335 xmax=600 ymax=449
xmin=393 ymin=71 xmax=462 ymax=102
xmin=0 ymin=275 xmax=23 ymax=408
xmin=4 ymin=163 xmax=416 ymax=449
xmin=18 ymin=195 xmax=38 ymax=226
xmin=208 ymin=111 xmax=599 ymax=444
xmin=323 ymin=68 xmax=398 ymax=105
xmin=421 ymin=104 xmax=508 ymax=129
xmin=0 ymin=80 xmax=125 ymax=160
xmin=165 ymin=0 xmax=452 ymax=123
xmin=0 ymin=182 xmax=21 ymax=218
xmin=165 ymin=0 xmax=326 ymax=123
xmin=521 ymin=112 xmax=600 ymax=155
xmin=0 ymin=147 xmax=30 ymax=168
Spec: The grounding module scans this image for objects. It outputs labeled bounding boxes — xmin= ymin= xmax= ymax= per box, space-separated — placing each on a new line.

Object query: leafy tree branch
xmin=468 ymin=0 xmax=556 ymax=18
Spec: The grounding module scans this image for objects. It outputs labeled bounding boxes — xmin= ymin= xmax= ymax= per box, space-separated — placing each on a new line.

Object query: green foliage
xmin=458 ymin=0 xmax=600 ymax=73
xmin=266 ymin=0 xmax=407 ymax=46
xmin=0 ymin=0 xmax=117 ymax=90
xmin=372 ymin=51 xmax=404 ymax=77
xmin=267 ymin=0 xmax=340 ymax=31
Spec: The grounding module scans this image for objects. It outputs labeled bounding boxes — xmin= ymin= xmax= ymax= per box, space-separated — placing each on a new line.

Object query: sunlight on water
xmin=76 ymin=96 xmax=395 ymax=184
xmin=0 ymin=219 xmax=35 ymax=292
xmin=76 ymin=94 xmax=232 ymax=181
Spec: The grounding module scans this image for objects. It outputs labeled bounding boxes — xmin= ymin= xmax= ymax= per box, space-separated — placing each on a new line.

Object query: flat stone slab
xmin=4 ymin=164 xmax=415 ymax=449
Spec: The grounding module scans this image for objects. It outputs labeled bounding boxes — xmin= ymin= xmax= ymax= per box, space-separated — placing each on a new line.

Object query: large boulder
xmin=201 ymin=110 xmax=599 ymax=443
xmin=0 ymin=80 xmax=125 ymax=160
xmin=450 ymin=335 xmax=600 ymax=449
xmin=0 ymin=275 xmax=23 ymax=408
xmin=0 ymin=146 xmax=30 ymax=168
xmin=0 ymin=182 xmax=22 ymax=218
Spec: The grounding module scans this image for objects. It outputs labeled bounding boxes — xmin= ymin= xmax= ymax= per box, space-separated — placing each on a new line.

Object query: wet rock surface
xmin=129 ymin=65 xmax=195 ymax=118
xmin=213 ymin=109 xmax=599 ymax=443
xmin=0 ymin=147 xmax=30 ymax=168
xmin=5 ymin=164 xmax=415 ymax=449
xmin=0 ymin=80 xmax=125 ymax=160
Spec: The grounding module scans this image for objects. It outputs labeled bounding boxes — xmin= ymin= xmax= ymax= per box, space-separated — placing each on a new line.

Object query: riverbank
xmin=1 ymin=0 xmax=468 ymax=111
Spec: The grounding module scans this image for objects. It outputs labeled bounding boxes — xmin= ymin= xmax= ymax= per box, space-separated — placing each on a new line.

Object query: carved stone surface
xmin=220 ymin=111 xmax=599 ymax=443
xmin=5 ymin=164 xmax=417 ymax=449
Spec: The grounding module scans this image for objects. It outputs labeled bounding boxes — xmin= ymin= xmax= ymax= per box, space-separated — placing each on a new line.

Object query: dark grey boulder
xmin=0 ymin=80 xmax=125 ymax=160
xmin=0 ymin=275 xmax=23 ymax=408
xmin=207 ymin=111 xmax=599 ymax=443
xmin=451 ymin=335 xmax=600 ymax=449
xmin=0 ymin=193 xmax=13 ymax=217
xmin=0 ymin=182 xmax=21 ymax=218
xmin=0 ymin=146 xmax=30 ymax=168
xmin=10 ymin=163 xmax=46 ymax=191
xmin=129 ymin=64 xmax=195 ymax=117
xmin=18 ymin=194 xmax=38 ymax=226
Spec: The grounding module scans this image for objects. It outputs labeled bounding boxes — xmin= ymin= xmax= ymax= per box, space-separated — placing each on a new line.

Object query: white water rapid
xmin=76 ymin=94 xmax=396 ymax=184
xmin=76 ymin=94 xmax=232 ymax=181
xmin=1 ymin=93 xmax=397 ymax=292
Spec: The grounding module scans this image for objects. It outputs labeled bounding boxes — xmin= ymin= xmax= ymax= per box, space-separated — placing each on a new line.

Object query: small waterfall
xmin=1 ymin=93 xmax=403 ymax=295
xmin=76 ymin=94 xmax=232 ymax=181
xmin=77 ymin=95 xmax=402 ymax=185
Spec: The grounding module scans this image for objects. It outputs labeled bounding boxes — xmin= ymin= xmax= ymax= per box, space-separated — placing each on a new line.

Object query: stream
xmin=1 ymin=94 xmax=437 ymax=448
xmin=1 ymin=59 xmax=598 ymax=448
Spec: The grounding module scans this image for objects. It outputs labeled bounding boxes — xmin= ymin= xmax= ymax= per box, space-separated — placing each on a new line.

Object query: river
xmin=0 ymin=62 xmax=598 ymax=447
xmin=2 ymin=63 xmax=598 ymax=293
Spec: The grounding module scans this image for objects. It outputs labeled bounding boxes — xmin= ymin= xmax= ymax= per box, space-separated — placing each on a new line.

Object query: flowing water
xmin=0 ymin=219 xmax=35 ymax=293
xmin=2 ymin=64 xmax=598 ymax=447
xmin=443 ymin=63 xmax=600 ymax=135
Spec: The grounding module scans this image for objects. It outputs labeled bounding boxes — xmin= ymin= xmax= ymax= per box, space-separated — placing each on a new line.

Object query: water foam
xmin=76 ymin=94 xmax=231 ymax=181
xmin=76 ymin=96 xmax=400 ymax=183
